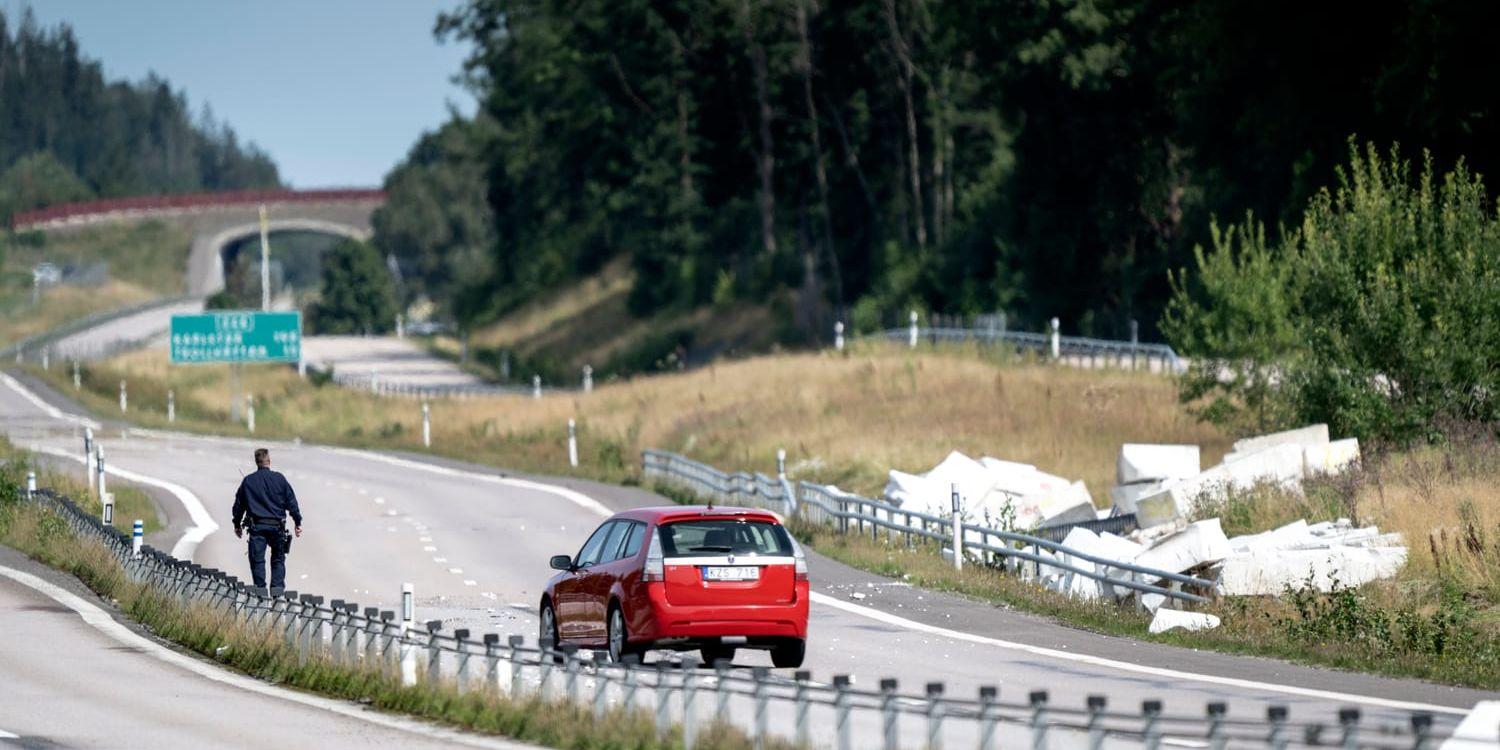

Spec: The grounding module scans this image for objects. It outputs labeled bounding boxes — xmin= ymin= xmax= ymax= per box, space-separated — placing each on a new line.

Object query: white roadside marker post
xmin=1049 ymin=317 xmax=1061 ymax=361
xmin=951 ymin=483 xmax=964 ymax=572
xmin=26 ymin=471 xmax=35 ymax=499
xmin=582 ymin=364 xmax=593 ymax=393
xmin=96 ymin=443 xmax=106 ymax=500
xmin=834 ymin=321 xmax=845 ymax=352
xmin=422 ymin=402 xmax=431 ymax=449
xmin=167 ymin=390 xmax=175 ymax=423
xmin=908 ymin=310 xmax=919 ymax=348
xmin=567 ymin=419 xmax=578 ymax=468
xmin=73 ymin=359 xmax=80 ymax=390
xmin=41 ymin=347 xmax=48 ymax=371
xmin=400 ymin=583 xmax=417 ymax=686
xmin=84 ymin=427 xmax=94 ymax=493
xmin=119 ymin=380 xmax=127 ymax=413
xmin=132 ymin=519 xmax=143 ymax=557
xmin=532 ymin=375 xmax=541 ymax=400
xmin=102 ymin=492 xmax=114 ymax=527
xmin=246 ymin=395 xmax=255 ymax=433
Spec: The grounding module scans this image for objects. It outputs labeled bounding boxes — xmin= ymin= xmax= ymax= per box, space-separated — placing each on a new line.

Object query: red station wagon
xmin=540 ymin=506 xmax=810 ymax=668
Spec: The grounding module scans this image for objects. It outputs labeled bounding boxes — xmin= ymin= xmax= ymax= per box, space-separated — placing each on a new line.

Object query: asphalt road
xmin=0 ymin=369 xmax=1487 ymax=748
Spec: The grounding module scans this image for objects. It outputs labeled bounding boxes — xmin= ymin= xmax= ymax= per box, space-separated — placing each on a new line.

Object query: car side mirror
xmin=549 ymin=554 xmax=574 ymax=571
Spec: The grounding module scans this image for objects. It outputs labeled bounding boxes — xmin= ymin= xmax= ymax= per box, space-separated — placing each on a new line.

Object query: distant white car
xmin=32 ymin=262 xmax=61 ymax=285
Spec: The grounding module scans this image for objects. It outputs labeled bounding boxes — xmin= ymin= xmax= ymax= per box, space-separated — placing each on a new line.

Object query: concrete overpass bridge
xmin=11 ymin=188 xmax=385 ymax=296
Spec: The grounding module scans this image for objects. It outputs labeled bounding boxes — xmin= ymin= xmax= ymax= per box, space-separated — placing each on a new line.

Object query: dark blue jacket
xmin=232 ymin=467 xmax=303 ymax=529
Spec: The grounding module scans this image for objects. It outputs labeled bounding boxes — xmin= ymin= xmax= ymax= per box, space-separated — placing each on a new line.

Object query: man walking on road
xmin=232 ymin=448 xmax=303 ymax=594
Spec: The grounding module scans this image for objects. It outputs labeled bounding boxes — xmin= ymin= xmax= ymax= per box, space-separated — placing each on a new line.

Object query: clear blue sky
xmin=5 ymin=0 xmax=477 ymax=188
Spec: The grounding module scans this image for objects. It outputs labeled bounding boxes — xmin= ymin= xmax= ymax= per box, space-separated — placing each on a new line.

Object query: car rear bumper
xmin=636 ymin=582 xmax=809 ymax=644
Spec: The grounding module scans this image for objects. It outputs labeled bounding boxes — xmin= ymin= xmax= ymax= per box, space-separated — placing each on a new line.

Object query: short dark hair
xmin=254 ymin=448 xmax=270 ymax=467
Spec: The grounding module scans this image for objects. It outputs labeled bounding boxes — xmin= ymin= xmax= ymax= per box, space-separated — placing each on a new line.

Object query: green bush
xmin=1165 ymin=143 xmax=1500 ymax=444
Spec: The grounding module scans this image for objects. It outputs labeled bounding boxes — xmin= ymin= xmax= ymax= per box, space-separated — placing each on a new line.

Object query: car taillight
xmin=793 ymin=539 xmax=809 ymax=582
xmin=643 ymin=529 xmax=665 ymax=582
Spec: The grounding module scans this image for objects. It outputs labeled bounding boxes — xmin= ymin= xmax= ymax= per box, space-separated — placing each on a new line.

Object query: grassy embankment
xmin=0 ymin=221 xmax=192 ymax=348
xmin=0 ymin=446 xmax=790 ymax=750
xmin=27 ymin=342 xmax=1500 ymax=687
xmin=0 ymin=439 xmax=162 ymax=533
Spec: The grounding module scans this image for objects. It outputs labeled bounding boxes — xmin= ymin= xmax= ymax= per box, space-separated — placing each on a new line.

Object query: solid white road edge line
xmin=1 ymin=372 xmax=1470 ymax=717
xmin=0 ymin=564 xmax=533 ymax=750
xmin=0 ymin=728 xmax=18 ymax=739
xmin=0 ymin=371 xmax=98 ymax=429
xmin=809 ymin=591 xmax=1466 ymax=715
xmin=31 ymin=445 xmax=218 ymax=560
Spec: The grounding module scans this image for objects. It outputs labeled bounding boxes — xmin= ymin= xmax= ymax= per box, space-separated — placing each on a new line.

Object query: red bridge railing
xmin=11 ymin=188 xmax=385 ymax=230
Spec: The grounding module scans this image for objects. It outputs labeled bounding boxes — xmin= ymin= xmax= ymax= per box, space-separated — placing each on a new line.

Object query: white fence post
xmin=1049 ymin=318 xmax=1061 ymax=360
xmin=119 ymin=380 xmax=127 ymax=413
xmin=167 ymin=390 xmax=175 ymax=423
xmin=582 ymin=365 xmax=593 ymax=393
xmin=908 ymin=310 xmax=919 ymax=348
xmin=567 ymin=419 xmax=578 ymax=468
xmin=834 ymin=321 xmax=845 ymax=351
xmin=422 ymin=402 xmax=431 ymax=448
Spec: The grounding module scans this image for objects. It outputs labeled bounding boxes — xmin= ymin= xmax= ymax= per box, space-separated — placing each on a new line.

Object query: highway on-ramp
xmin=0 ymin=369 xmax=1488 ymax=748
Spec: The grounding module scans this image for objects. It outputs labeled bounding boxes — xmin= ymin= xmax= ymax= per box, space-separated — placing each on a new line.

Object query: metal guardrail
xmin=17 ymin=484 xmax=1448 ymax=749
xmin=2 ymin=295 xmax=193 ymax=364
xmin=642 ymin=449 xmax=1215 ymax=606
xmin=329 ymin=371 xmax=544 ymax=400
xmin=878 ymin=326 xmax=1185 ymax=374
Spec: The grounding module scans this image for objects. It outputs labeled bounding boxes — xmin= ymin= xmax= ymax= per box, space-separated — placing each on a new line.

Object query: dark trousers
xmin=247 ymin=527 xmax=286 ymax=589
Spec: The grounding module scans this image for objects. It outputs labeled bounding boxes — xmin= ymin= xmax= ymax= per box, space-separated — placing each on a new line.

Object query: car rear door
xmin=658 ymin=517 xmax=798 ymax=607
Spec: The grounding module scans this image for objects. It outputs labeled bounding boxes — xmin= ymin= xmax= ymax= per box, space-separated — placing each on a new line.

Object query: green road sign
xmin=170 ymin=311 xmax=301 ymax=364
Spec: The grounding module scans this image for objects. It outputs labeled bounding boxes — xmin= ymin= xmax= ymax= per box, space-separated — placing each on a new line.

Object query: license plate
xmin=703 ymin=566 xmax=760 ymax=581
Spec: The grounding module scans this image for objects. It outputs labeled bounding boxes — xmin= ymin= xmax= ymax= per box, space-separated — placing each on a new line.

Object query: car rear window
xmin=658 ymin=519 xmax=793 ymax=558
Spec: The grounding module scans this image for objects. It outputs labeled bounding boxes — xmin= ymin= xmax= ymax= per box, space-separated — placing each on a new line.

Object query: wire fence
xmin=642 ymin=449 xmax=1215 ymax=608
xmin=18 ymin=483 xmax=1452 ymax=749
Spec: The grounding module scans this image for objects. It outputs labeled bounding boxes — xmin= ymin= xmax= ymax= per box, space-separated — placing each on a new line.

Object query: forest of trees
xmin=0 ymin=9 xmax=280 ymax=223
xmin=382 ymin=0 xmax=1500 ymax=343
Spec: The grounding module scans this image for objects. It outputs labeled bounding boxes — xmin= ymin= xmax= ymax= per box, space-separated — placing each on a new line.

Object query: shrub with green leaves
xmin=1164 ymin=143 xmax=1500 ymax=444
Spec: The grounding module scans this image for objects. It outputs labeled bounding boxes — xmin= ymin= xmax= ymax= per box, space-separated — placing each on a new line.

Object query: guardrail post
xmin=454 ymin=628 xmax=472 ymax=693
xmin=1086 ymin=695 xmax=1106 ymax=750
xmin=561 ymin=643 xmax=581 ymax=704
xmin=881 ymin=678 xmax=899 ymax=750
xmin=329 ymin=599 xmax=346 ymax=665
xmin=1206 ymin=702 xmax=1227 ymax=750
xmin=713 ymin=659 xmax=730 ymax=717
xmin=833 ymin=675 xmax=852 ymax=750
xmin=508 ymin=635 xmax=524 ymax=696
xmin=1338 ymin=707 xmax=1360 ymax=750
xmin=425 ymin=620 xmax=443 ymax=684
xmin=621 ymin=655 xmax=639 ymax=711
xmin=422 ymin=402 xmax=431 ymax=448
xmin=539 ymin=638 xmax=556 ymax=700
xmin=482 ymin=634 xmax=499 ymax=692
xmin=979 ymin=686 xmax=999 ymax=749
xmin=753 ymin=667 xmax=770 ymax=750
xmin=1030 ymin=690 xmax=1049 ymax=750
xmin=593 ymin=657 xmax=611 ymax=720
xmin=793 ymin=670 xmax=812 ymax=747
xmin=568 ymin=419 xmax=578 ymax=468
xmin=1143 ymin=700 xmax=1162 ymax=750
xmin=84 ymin=427 xmax=94 ymax=492
xmin=1409 ymin=712 xmax=1432 ymax=750
xmin=1267 ymin=705 xmax=1289 ymax=750
xmin=926 ymin=682 xmax=945 ymax=750
xmin=96 ymin=443 xmax=106 ymax=500
xmin=656 ymin=662 xmax=672 ymax=741
xmin=681 ymin=656 xmax=701 ymax=750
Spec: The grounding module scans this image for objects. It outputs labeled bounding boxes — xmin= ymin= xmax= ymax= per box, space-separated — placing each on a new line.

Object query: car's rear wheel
xmin=771 ymin=638 xmax=805 ymax=668
xmin=607 ymin=605 xmax=637 ymax=663
xmin=700 ymin=645 xmax=737 ymax=666
xmin=539 ymin=601 xmax=559 ymax=650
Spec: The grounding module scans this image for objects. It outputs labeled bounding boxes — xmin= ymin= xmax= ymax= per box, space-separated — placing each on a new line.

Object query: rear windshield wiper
xmin=687 ymin=545 xmax=733 ymax=552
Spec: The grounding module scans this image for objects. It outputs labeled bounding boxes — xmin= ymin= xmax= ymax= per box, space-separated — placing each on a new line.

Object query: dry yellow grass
xmin=79 ymin=341 xmax=1229 ymax=500
xmin=469 ymin=257 xmax=635 ymax=349
xmin=0 ymin=280 xmax=157 ymax=348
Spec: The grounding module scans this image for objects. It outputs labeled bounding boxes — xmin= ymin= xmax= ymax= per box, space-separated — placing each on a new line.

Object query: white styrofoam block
xmin=1117 ymin=444 xmax=1201 ymax=485
xmin=1229 ymin=519 xmax=1312 ymax=553
xmin=1134 ymin=444 xmax=1306 ymax=529
xmin=1134 ymin=488 xmax=1186 ymax=529
xmin=1148 ymin=609 xmax=1221 ymax=633
xmin=1303 ymin=438 xmax=1361 ymax=476
xmin=1133 ymin=519 xmax=1232 ymax=575
xmin=1096 ymin=532 xmax=1146 ymax=562
xmin=978 ymin=457 xmax=1041 ymax=494
xmin=1140 ymin=592 xmax=1166 ymax=613
xmin=1231 ymin=424 xmax=1329 ymax=456
xmin=1109 ymin=480 xmax=1164 ymax=515
xmin=1219 ymin=546 xmax=1408 ymax=596
xmin=1220 ymin=443 xmax=1305 ymax=489
xmin=923 ymin=451 xmax=996 ymax=500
